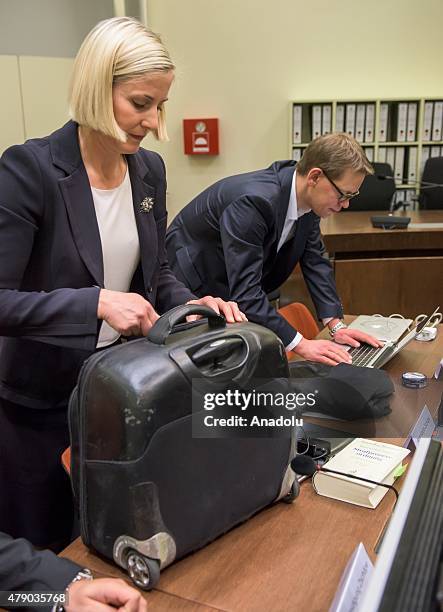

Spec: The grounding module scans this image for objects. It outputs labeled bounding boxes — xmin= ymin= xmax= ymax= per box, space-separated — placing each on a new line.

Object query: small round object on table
xmin=401 ymin=371 xmax=427 ymax=389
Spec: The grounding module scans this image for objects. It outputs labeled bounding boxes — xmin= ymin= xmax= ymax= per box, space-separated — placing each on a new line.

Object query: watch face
xmin=73 ymin=569 xmax=93 ymax=582
xmin=330 ymin=321 xmax=346 ymax=335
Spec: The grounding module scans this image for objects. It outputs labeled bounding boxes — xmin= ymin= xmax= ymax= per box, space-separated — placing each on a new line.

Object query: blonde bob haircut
xmin=69 ymin=17 xmax=174 ymax=142
xmin=297 ymin=133 xmax=374 ymax=180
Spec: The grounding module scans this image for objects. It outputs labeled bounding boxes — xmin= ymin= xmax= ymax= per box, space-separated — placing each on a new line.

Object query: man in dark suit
xmin=0 ymin=531 xmax=147 ymax=611
xmin=166 ymin=133 xmax=382 ymax=365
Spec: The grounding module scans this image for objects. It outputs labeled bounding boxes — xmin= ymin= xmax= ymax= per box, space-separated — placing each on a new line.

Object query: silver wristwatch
xmin=70 ymin=568 xmax=93 ymax=583
xmin=329 ymin=320 xmax=347 ymax=337
xmin=54 ymin=568 xmax=93 ymax=612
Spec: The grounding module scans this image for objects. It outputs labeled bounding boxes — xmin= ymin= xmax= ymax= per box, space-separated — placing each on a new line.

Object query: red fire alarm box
xmin=183 ymin=118 xmax=219 ymax=155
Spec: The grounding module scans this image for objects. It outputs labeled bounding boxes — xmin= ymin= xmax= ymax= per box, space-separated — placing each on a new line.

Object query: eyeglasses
xmin=322 ymin=169 xmax=360 ymax=202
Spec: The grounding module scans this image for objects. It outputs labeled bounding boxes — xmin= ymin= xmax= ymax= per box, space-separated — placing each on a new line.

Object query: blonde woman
xmin=0 ymin=17 xmax=243 ymax=550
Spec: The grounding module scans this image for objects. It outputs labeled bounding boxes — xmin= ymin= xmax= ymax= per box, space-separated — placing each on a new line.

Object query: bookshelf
xmin=290 ymin=98 xmax=443 ymax=207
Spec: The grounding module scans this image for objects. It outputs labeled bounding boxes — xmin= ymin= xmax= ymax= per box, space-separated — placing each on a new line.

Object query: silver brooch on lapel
xmin=139 ymin=196 xmax=154 ymax=213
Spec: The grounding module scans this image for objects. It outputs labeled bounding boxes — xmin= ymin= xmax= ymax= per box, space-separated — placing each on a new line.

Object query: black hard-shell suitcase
xmin=69 ymin=304 xmax=298 ymax=590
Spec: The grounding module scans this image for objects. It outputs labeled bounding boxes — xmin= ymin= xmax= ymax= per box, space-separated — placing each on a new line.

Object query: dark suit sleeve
xmin=0 ymin=532 xmax=81 ymax=610
xmin=299 ymin=215 xmax=343 ymax=320
xmin=0 ymin=145 xmax=100 ymax=350
xmin=150 ymin=154 xmax=195 ymax=313
xmin=155 ymin=213 xmax=196 ymax=312
xmin=220 ymin=197 xmax=297 ymax=345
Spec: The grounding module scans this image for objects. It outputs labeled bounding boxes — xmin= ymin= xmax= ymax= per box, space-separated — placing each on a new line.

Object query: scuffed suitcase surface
xmin=81 ymin=321 xmax=288 ymax=463
xmin=70 ymin=307 xmax=296 ymax=582
xmin=85 ymin=417 xmax=291 ymax=559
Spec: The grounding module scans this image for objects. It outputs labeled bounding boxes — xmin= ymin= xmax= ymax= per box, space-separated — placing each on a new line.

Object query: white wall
xmin=0 ymin=0 xmax=114 ymax=57
xmin=0 ymin=56 xmax=24 ymax=149
xmin=1 ymin=0 xmax=443 ymax=218
xmin=0 ymin=56 xmax=74 ymax=152
xmin=20 ymin=57 xmax=73 ymax=139
xmin=146 ymin=0 xmax=443 ymax=217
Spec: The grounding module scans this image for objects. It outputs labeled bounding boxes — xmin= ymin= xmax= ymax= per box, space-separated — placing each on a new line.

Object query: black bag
xmin=69 ymin=305 xmax=297 ymax=590
xmin=288 ymin=361 xmax=394 ymax=420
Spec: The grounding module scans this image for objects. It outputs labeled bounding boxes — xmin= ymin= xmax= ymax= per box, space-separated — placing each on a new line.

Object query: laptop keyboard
xmin=348 ymin=343 xmax=384 ymax=367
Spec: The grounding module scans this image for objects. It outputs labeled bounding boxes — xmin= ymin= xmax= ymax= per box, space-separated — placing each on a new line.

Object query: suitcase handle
xmin=147 ymin=304 xmax=226 ymax=345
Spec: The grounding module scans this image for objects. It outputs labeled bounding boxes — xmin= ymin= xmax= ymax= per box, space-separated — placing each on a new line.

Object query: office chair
xmin=278 ymin=302 xmax=319 ymax=340
xmin=345 ymin=162 xmax=396 ymax=211
xmin=419 ymin=157 xmax=443 ymax=209
xmin=61 ymin=447 xmax=71 ymax=474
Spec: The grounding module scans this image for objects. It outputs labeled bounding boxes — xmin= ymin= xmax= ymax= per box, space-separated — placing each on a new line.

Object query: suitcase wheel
xmin=125 ymin=549 xmax=160 ymax=591
xmin=282 ymin=481 xmax=298 ymax=504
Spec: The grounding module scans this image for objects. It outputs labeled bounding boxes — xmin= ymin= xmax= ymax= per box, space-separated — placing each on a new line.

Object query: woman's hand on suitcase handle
xmin=65 ymin=577 xmax=148 ymax=611
xmin=186 ymin=296 xmax=247 ymax=323
xmin=98 ymin=289 xmax=160 ymax=336
xmin=293 ymin=338 xmax=353 ymax=366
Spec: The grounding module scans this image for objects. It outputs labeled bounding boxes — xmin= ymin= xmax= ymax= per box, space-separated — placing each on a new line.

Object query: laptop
xmin=346 ymin=307 xmax=441 ymax=369
xmin=347 ymin=315 xmax=413 ymax=343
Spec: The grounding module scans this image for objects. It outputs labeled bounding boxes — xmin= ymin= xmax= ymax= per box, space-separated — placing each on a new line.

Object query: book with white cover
xmin=312 ymin=438 xmax=410 ymax=509
xmin=406 ymin=102 xmax=417 ymax=142
xmin=407 ymin=147 xmax=417 ymax=184
xmin=345 ymin=103 xmax=356 ymax=137
xmin=335 ymin=104 xmax=345 ymax=132
xmin=322 ymin=104 xmax=332 ymax=135
xmin=312 ymin=105 xmax=322 ymax=139
xmin=432 ymin=101 xmax=443 ymax=141
xmin=422 ymin=101 xmax=433 ymax=141
xmin=355 ymin=104 xmax=366 ymax=142
xmin=386 ymin=147 xmax=395 ymax=172
xmin=394 ymin=147 xmax=405 ymax=182
xmin=364 ymin=147 xmax=374 ymax=162
xmin=292 ymin=104 xmax=302 ymax=144
xmin=364 ymin=103 xmax=375 ymax=143
xmin=421 ymin=146 xmax=430 ymax=176
xmin=292 ymin=147 xmax=302 ymax=162
xmin=396 ymin=102 xmax=408 ymax=142
xmin=379 ymin=103 xmax=389 ymax=142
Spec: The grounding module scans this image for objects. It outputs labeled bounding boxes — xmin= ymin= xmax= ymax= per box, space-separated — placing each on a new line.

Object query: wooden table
xmin=61 ymin=326 xmax=443 ymax=612
xmin=305 ymin=318 xmax=443 ymax=440
xmin=62 ymin=481 xmax=398 ymax=612
xmin=320 ymin=210 xmax=443 ymax=318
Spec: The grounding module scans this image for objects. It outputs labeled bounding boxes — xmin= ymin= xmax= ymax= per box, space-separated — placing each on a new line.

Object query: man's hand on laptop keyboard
xmin=333 ymin=328 xmax=384 ymax=349
xmin=293 ymin=338 xmax=353 ymax=366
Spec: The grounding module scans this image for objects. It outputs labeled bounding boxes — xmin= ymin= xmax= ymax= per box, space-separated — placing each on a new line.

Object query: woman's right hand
xmin=97 ymin=289 xmax=159 ymax=336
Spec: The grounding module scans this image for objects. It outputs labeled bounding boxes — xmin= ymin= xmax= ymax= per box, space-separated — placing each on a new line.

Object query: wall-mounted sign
xmin=183 ymin=118 xmax=219 ymax=155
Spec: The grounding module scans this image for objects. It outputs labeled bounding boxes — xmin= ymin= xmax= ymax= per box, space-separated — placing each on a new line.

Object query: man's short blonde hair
xmin=69 ymin=17 xmax=174 ymax=142
xmin=297 ymin=133 xmax=374 ymax=179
